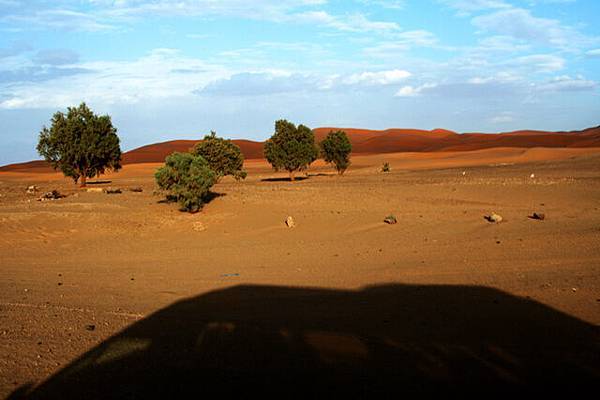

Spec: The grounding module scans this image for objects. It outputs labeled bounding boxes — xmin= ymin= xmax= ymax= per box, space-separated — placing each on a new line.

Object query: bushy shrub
xmin=264 ymin=119 xmax=318 ymax=181
xmin=37 ymin=102 xmax=122 ymax=187
xmin=155 ymin=152 xmax=217 ymax=212
xmin=192 ymin=131 xmax=247 ymax=181
xmin=320 ymin=130 xmax=352 ymax=175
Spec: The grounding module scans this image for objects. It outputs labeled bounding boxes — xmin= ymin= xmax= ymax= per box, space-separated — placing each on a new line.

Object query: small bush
xmin=320 ymin=130 xmax=352 ymax=175
xmin=192 ymin=131 xmax=247 ymax=181
xmin=382 ymin=162 xmax=391 ymax=172
xmin=155 ymin=152 xmax=217 ymax=213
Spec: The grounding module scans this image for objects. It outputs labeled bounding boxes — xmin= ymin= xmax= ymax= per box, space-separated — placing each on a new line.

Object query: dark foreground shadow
xmin=12 ymin=284 xmax=600 ymax=398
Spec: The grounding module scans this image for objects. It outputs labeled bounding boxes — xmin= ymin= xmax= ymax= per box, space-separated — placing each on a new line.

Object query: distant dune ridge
xmin=2 ymin=126 xmax=599 ymax=171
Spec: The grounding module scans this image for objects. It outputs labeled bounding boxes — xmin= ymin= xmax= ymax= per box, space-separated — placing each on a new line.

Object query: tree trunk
xmin=289 ymin=170 xmax=295 ymax=182
xmin=80 ymin=174 xmax=87 ymax=187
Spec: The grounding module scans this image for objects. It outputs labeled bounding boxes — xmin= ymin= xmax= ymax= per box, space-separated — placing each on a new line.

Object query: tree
xmin=263 ymin=119 xmax=318 ymax=181
xmin=37 ymin=103 xmax=122 ymax=187
xmin=155 ymin=152 xmax=217 ymax=213
xmin=192 ymin=131 xmax=247 ymax=181
xmin=320 ymin=130 xmax=352 ymax=175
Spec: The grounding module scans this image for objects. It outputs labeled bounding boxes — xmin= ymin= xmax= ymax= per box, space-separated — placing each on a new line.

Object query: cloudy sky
xmin=1 ymin=0 xmax=599 ymax=165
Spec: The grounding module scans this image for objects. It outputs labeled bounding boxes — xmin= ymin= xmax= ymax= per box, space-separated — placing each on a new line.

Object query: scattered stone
xmin=484 ymin=213 xmax=503 ymax=223
xmin=85 ymin=324 xmax=96 ymax=331
xmin=531 ymin=212 xmax=545 ymax=220
xmin=572 ymin=287 xmax=577 ymax=292
xmin=26 ymin=185 xmax=38 ymax=194
xmin=38 ymin=190 xmax=64 ymax=201
xmin=192 ymin=221 xmax=206 ymax=232
xmin=530 ymin=173 xmax=535 ymax=179
xmin=86 ymin=188 xmax=104 ymax=193
xmin=384 ymin=215 xmax=397 ymax=224
xmin=285 ymin=216 xmax=296 ymax=228
xmin=462 ymin=171 xmax=466 ymax=176
xmin=105 ymin=187 xmax=122 ymax=194
xmin=129 ymin=187 xmax=143 ymax=192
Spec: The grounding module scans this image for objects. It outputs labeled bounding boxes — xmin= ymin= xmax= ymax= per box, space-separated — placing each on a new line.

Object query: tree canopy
xmin=37 ymin=102 xmax=122 ymax=186
xmin=263 ymin=119 xmax=318 ymax=181
xmin=155 ymin=152 xmax=217 ymax=213
xmin=320 ymin=130 xmax=352 ymax=175
xmin=192 ymin=131 xmax=247 ymax=181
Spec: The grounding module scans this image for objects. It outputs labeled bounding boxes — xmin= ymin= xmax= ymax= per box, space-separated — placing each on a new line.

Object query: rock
xmin=192 ymin=221 xmax=206 ymax=232
xmin=484 ymin=213 xmax=503 ymax=223
xmin=531 ymin=212 xmax=545 ymax=220
xmin=86 ymin=188 xmax=104 ymax=193
xmin=38 ymin=190 xmax=64 ymax=201
xmin=530 ymin=173 xmax=535 ymax=179
xmin=384 ymin=215 xmax=397 ymax=224
xmin=105 ymin=187 xmax=122 ymax=194
xmin=85 ymin=324 xmax=96 ymax=331
xmin=26 ymin=185 xmax=38 ymax=194
xmin=129 ymin=187 xmax=143 ymax=192
xmin=285 ymin=216 xmax=296 ymax=228
xmin=462 ymin=171 xmax=466 ymax=176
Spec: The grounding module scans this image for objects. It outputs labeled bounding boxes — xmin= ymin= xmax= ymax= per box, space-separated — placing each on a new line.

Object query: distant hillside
xmin=2 ymin=126 xmax=599 ymax=172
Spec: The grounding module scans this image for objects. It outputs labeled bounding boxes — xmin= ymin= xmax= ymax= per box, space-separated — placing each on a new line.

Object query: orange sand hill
xmin=2 ymin=126 xmax=599 ymax=172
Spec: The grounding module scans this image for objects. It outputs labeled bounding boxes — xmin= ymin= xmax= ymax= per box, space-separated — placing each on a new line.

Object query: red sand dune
xmin=2 ymin=126 xmax=599 ymax=172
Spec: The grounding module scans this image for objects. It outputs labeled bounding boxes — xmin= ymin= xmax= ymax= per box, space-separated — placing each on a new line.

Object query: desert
xmin=3 ymin=0 xmax=600 ymax=396
xmin=1 ymin=128 xmax=600 ymax=396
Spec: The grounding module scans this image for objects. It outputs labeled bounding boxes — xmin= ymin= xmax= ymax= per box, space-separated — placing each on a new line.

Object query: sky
xmin=1 ymin=0 xmax=600 ymax=165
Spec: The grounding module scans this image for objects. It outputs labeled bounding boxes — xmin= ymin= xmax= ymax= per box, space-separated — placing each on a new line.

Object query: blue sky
xmin=1 ymin=0 xmax=599 ymax=165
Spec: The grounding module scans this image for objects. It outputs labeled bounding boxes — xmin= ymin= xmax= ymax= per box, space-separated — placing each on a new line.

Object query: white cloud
xmin=509 ymin=54 xmax=565 ymax=73
xmin=536 ymin=75 xmax=597 ymax=92
xmin=490 ymin=112 xmax=515 ymax=123
xmin=472 ymin=7 xmax=595 ymax=50
xmin=295 ymin=11 xmax=400 ymax=33
xmin=586 ymin=49 xmax=600 ymax=58
xmin=344 ymin=69 xmax=411 ymax=85
xmin=0 ymin=48 xmax=228 ymax=109
xmin=394 ymin=83 xmax=436 ymax=97
xmin=438 ymin=0 xmax=510 ymax=16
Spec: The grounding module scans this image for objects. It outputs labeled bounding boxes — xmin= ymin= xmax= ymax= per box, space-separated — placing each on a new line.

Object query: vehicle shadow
xmin=11 ymin=284 xmax=600 ymax=398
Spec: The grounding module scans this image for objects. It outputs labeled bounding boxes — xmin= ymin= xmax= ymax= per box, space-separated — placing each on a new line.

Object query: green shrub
xmin=37 ymin=102 xmax=122 ymax=187
xmin=192 ymin=131 xmax=247 ymax=181
xmin=264 ymin=119 xmax=318 ymax=181
xmin=320 ymin=130 xmax=352 ymax=175
xmin=155 ymin=152 xmax=217 ymax=213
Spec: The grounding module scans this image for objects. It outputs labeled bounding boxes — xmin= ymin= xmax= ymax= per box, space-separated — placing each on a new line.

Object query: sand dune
xmin=2 ymin=126 xmax=599 ymax=172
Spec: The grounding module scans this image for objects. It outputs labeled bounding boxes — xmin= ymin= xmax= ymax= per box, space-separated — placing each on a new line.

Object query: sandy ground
xmin=1 ymin=148 xmax=600 ymax=397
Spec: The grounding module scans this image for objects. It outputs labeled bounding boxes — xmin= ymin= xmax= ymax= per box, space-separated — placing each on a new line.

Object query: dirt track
xmin=1 ymin=149 xmax=599 ymax=397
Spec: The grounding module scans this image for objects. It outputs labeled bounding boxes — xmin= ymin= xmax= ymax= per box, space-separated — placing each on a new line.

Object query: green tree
xmin=37 ymin=102 xmax=122 ymax=187
xmin=155 ymin=152 xmax=217 ymax=213
xmin=263 ymin=119 xmax=318 ymax=181
xmin=192 ymin=131 xmax=247 ymax=181
xmin=319 ymin=130 xmax=352 ymax=175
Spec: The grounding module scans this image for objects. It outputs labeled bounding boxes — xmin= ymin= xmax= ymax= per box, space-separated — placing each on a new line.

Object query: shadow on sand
xmin=260 ymin=176 xmax=309 ymax=182
xmin=11 ymin=284 xmax=600 ymax=398
xmin=156 ymin=192 xmax=225 ymax=211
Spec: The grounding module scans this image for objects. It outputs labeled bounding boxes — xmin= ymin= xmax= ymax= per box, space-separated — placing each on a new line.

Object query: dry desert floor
xmin=1 ymin=147 xmax=599 ymax=397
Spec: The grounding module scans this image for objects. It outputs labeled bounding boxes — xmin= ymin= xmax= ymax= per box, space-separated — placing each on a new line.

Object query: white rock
xmin=285 ymin=216 xmax=296 ymax=228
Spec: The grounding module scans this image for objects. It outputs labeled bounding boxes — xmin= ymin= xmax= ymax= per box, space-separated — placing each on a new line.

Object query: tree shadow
xmin=11 ymin=284 xmax=600 ymax=398
xmin=261 ymin=176 xmax=309 ymax=182
xmin=156 ymin=192 xmax=226 ymax=210
xmin=85 ymin=180 xmax=112 ymax=185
